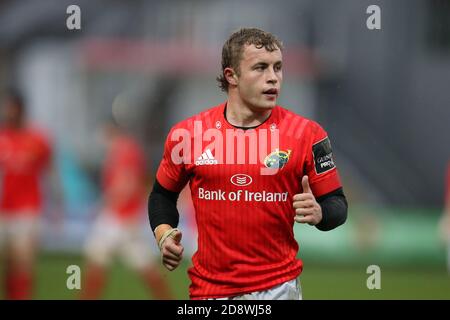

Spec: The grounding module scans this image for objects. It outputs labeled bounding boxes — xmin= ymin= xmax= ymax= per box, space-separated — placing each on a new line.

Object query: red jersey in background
xmin=0 ymin=127 xmax=51 ymax=215
xmin=102 ymin=135 xmax=146 ymax=221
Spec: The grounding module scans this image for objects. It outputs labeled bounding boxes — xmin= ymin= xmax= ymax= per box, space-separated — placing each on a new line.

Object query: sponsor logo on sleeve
xmin=312 ymin=137 xmax=336 ymax=174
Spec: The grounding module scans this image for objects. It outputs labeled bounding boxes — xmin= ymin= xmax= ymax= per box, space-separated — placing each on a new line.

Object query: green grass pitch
xmin=1 ymin=253 xmax=449 ymax=299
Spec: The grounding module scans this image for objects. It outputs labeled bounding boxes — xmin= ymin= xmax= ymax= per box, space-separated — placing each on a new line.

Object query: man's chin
xmin=253 ymin=100 xmax=277 ymax=111
xmin=258 ymin=103 xmax=276 ymax=111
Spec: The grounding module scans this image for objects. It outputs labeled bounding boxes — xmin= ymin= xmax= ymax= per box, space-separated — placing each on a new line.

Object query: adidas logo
xmin=195 ymin=149 xmax=218 ymax=166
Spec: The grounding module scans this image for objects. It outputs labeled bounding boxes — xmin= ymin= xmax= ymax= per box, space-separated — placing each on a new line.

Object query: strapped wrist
xmin=158 ymin=228 xmax=180 ymax=250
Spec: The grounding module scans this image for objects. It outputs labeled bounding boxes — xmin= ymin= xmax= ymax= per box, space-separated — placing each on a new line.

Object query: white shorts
xmin=212 ymin=278 xmax=302 ymax=300
xmin=0 ymin=213 xmax=40 ymax=254
xmin=84 ymin=212 xmax=155 ymax=270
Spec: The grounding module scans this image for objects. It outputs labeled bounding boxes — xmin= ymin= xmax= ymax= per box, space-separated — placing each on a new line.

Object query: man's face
xmin=234 ymin=44 xmax=283 ymax=111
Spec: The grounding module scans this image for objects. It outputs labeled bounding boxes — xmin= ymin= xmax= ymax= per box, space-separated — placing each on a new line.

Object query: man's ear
xmin=224 ymin=67 xmax=238 ymax=87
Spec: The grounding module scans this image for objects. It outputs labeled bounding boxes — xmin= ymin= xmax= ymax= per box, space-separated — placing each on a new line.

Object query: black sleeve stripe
xmin=315 ymin=187 xmax=348 ymax=231
xmin=152 ymin=179 xmax=180 ymax=203
xmin=148 ymin=179 xmax=181 ymax=232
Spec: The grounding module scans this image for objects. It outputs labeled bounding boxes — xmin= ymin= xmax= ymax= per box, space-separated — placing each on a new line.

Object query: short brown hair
xmin=217 ymin=28 xmax=283 ymax=92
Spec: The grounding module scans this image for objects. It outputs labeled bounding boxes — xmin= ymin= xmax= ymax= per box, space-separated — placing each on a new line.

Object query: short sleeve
xmin=156 ymin=127 xmax=190 ymax=192
xmin=304 ymin=122 xmax=342 ymax=197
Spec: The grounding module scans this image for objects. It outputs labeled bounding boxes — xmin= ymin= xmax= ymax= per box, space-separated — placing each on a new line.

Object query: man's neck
xmin=225 ymin=97 xmax=272 ymax=128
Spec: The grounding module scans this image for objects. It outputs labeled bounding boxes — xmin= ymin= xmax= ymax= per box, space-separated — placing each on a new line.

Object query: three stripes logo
xmin=195 ymin=149 xmax=218 ymax=166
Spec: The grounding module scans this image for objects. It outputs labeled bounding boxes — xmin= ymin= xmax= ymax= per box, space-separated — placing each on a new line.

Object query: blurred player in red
xmin=0 ymin=90 xmax=52 ymax=299
xmin=149 ymin=28 xmax=348 ymax=299
xmin=440 ymin=161 xmax=450 ymax=273
xmin=80 ymin=120 xmax=172 ymax=299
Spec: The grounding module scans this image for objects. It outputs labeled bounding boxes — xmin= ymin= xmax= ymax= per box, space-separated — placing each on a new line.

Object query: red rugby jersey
xmin=0 ymin=127 xmax=51 ymax=214
xmin=102 ymin=135 xmax=146 ymax=221
xmin=156 ymin=102 xmax=342 ymax=299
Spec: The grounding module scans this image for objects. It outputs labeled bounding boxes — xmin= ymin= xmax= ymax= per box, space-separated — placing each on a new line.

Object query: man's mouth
xmin=263 ymin=88 xmax=278 ymax=99
xmin=263 ymin=88 xmax=278 ymax=95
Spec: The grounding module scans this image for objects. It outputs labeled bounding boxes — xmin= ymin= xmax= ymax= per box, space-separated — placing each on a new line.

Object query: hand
xmin=293 ymin=176 xmax=322 ymax=225
xmin=160 ymin=229 xmax=184 ymax=271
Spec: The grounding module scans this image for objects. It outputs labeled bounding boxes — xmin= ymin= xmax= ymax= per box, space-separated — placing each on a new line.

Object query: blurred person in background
xmin=440 ymin=161 xmax=450 ymax=273
xmin=0 ymin=89 xmax=52 ymax=299
xmin=80 ymin=120 xmax=172 ymax=299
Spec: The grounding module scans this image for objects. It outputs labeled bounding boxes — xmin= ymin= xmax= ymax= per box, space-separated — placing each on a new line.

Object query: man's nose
xmin=266 ymin=67 xmax=278 ymax=84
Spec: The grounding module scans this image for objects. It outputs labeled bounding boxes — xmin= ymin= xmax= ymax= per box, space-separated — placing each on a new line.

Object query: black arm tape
xmin=148 ymin=179 xmax=181 ymax=232
xmin=315 ymin=187 xmax=348 ymax=231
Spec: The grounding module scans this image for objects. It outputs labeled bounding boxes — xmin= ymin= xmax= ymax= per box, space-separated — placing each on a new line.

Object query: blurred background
xmin=0 ymin=0 xmax=449 ymax=299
